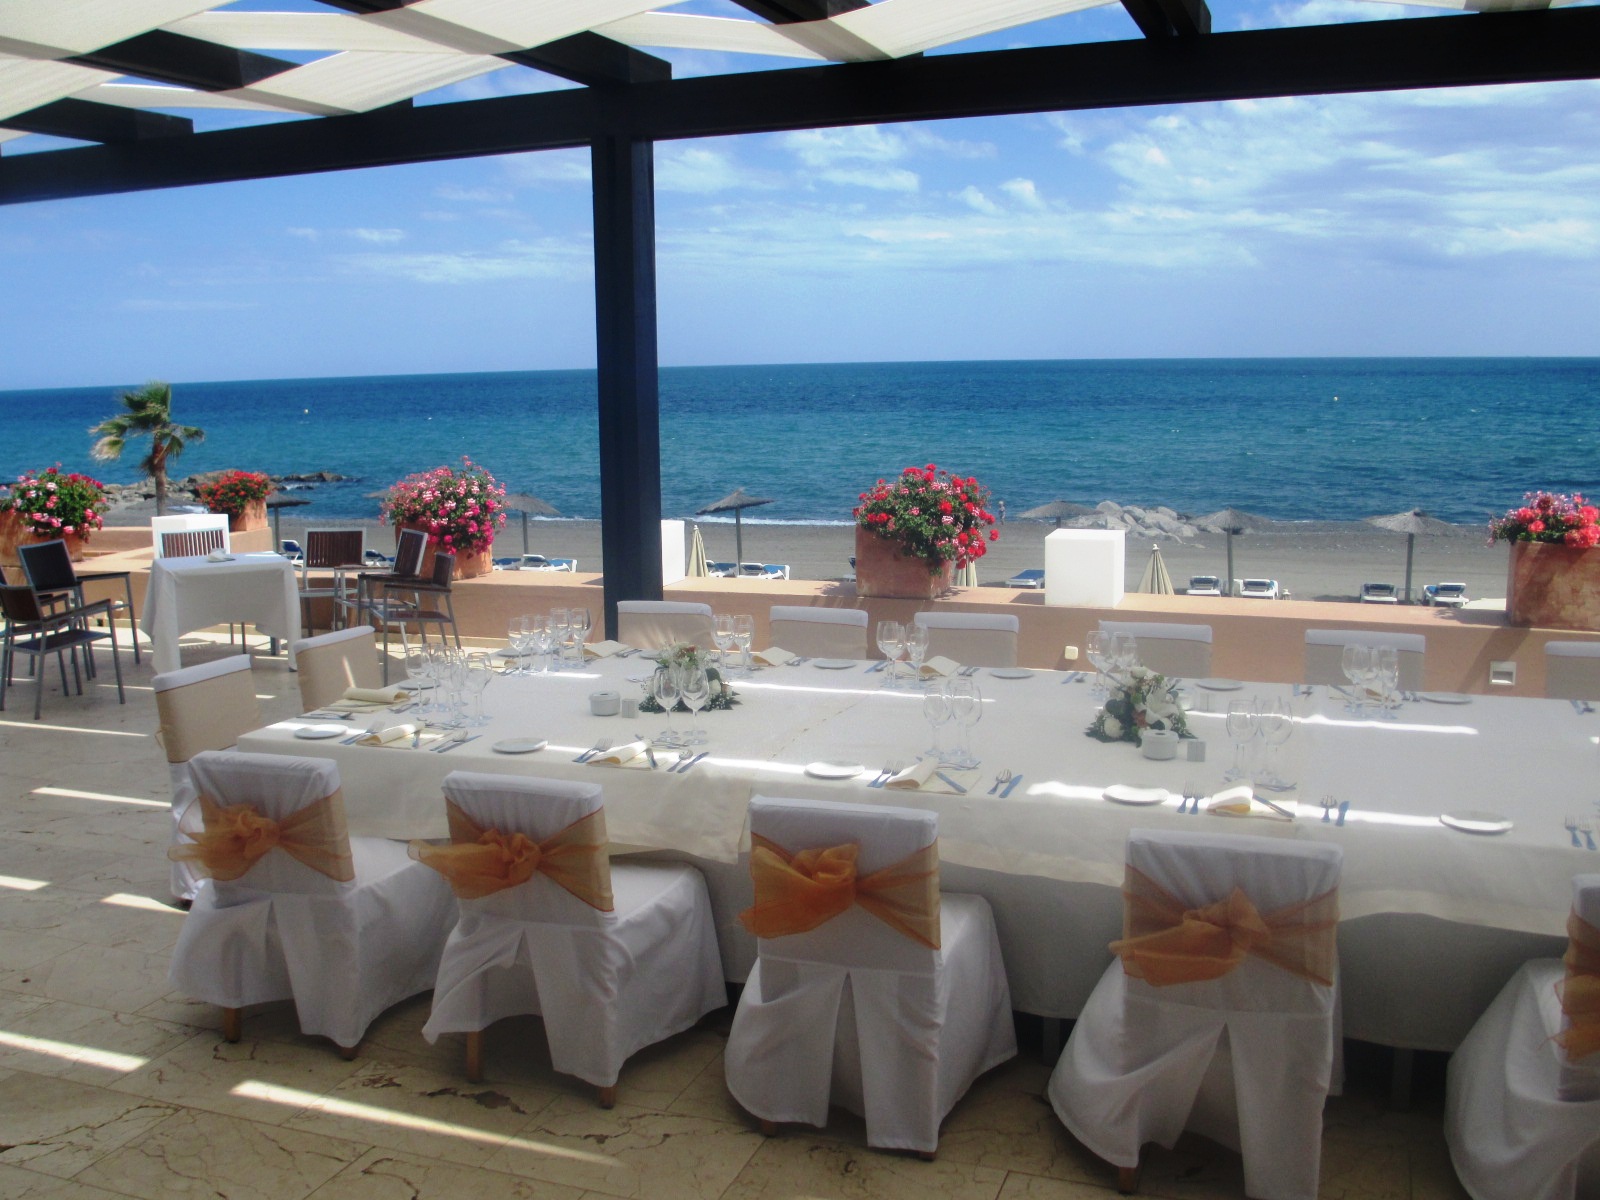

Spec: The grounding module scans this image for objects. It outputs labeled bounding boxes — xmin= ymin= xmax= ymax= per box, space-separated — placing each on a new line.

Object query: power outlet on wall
xmin=1489 ymin=661 xmax=1516 ymax=687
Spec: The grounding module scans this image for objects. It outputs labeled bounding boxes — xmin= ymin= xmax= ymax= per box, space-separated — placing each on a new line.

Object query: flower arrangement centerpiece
xmin=195 ymin=470 xmax=273 ymax=518
xmin=1493 ymin=491 xmax=1600 ymax=630
xmin=380 ymin=458 xmax=507 ymax=579
xmin=1490 ymin=491 xmax=1600 ymax=548
xmin=852 ymin=464 xmax=999 ymax=598
xmin=1087 ymin=666 xmax=1191 ymax=746
xmin=638 ymin=642 xmax=739 ymax=712
xmin=0 ymin=465 xmax=108 ymax=546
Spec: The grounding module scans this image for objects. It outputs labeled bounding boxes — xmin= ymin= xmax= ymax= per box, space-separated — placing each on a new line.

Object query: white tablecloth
xmin=142 ymin=553 xmax=301 ymax=675
xmin=238 ymin=660 xmax=1595 ymax=1044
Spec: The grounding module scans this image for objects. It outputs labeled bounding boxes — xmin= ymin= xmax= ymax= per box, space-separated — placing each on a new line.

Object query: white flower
xmin=1101 ymin=714 xmax=1123 ymax=739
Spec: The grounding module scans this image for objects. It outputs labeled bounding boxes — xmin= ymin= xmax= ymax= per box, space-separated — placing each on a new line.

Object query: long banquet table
xmin=238 ymin=656 xmax=1594 ymax=1049
xmin=142 ymin=551 xmax=301 ymax=675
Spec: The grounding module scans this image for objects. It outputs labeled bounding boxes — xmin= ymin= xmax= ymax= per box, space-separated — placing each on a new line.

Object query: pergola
xmin=3 ymin=0 xmax=1596 ymax=634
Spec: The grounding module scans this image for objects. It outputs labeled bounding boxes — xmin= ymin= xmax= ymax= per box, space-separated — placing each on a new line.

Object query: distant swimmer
xmin=998 ymin=499 xmax=1006 ymax=523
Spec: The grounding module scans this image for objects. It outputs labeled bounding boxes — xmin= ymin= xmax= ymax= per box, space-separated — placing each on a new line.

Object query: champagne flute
xmin=876 ymin=619 xmax=905 ymax=689
xmin=1223 ymin=697 xmax=1258 ymax=782
xmin=571 ymin=606 xmax=592 ymax=657
xmin=652 ymin=666 xmax=682 ymax=747
xmin=1374 ymin=646 xmax=1400 ymax=715
xmin=922 ymin=682 xmax=951 ymax=760
xmin=733 ymin=614 xmax=755 ymax=677
xmin=679 ymin=664 xmax=711 ymax=746
xmin=904 ymin=622 xmax=929 ymax=682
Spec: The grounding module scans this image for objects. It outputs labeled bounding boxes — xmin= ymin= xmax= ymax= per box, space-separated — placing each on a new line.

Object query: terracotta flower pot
xmin=400 ymin=523 xmax=493 ymax=581
xmin=854 ymin=526 xmax=953 ymax=600
xmin=0 ymin=510 xmax=87 ymax=566
xmin=226 ymin=497 xmax=268 ymax=533
xmin=1506 ymin=541 xmax=1600 ymax=630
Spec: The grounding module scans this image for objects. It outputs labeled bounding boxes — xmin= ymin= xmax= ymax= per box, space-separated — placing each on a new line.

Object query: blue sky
xmin=3 ymin=0 xmax=1599 ymax=390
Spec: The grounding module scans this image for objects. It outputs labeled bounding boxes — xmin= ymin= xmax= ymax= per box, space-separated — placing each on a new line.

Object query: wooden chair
xmin=298 ymin=528 xmax=366 ymax=634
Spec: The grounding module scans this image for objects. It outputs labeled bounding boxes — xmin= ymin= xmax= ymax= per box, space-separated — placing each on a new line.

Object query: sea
xmin=3 ymin=358 xmax=1597 ymax=528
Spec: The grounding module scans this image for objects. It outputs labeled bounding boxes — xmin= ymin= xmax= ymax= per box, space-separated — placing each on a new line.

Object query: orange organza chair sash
xmin=1109 ymin=864 xmax=1338 ymax=987
xmin=738 ymin=832 xmax=941 ymax=949
xmin=408 ymin=800 xmax=614 ymax=911
xmin=1556 ymin=911 xmax=1600 ymax=1060
xmin=166 ymin=791 xmax=355 ymax=882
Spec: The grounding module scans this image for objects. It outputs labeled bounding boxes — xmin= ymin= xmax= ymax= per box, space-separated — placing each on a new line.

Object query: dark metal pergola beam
xmin=0 ymin=98 xmax=191 ymax=145
xmin=1121 ymin=0 xmax=1211 ymax=39
xmin=67 ymin=29 xmax=297 ymax=92
xmin=728 ymin=1 xmax=871 ymax=21
xmin=3 ymin=7 xmax=1598 ymax=205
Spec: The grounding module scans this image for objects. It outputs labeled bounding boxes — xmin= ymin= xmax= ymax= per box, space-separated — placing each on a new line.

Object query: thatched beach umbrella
xmin=502 ymin=492 xmax=562 ymax=556
xmin=1136 ymin=544 xmax=1175 ymax=595
xmin=688 ymin=524 xmax=710 ymax=579
xmin=1365 ymin=509 xmax=1456 ymax=603
xmin=265 ymin=491 xmax=311 ymax=548
xmin=1018 ymin=499 xmax=1094 ymax=528
xmin=696 ymin=487 xmax=773 ymax=566
xmin=1196 ymin=508 xmax=1271 ymax=597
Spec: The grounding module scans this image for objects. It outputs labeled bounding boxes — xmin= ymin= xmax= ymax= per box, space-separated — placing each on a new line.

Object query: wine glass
xmin=732 ymin=615 xmax=755 ymax=677
xmin=548 ymin=608 xmax=571 ymax=671
xmin=922 ymin=682 xmax=951 ymax=759
xmin=904 ymin=622 xmax=929 ymax=682
xmin=506 ymin=616 xmax=526 ymax=676
xmin=464 ymin=652 xmax=494 ymax=726
xmin=1085 ymin=630 xmax=1110 ymax=699
xmin=1257 ymin=695 xmax=1293 ymax=787
xmin=652 ymin=666 xmax=682 ymax=747
xmin=875 ymin=620 xmax=905 ymax=689
xmin=945 ymin=675 xmax=983 ymax=769
xmin=570 ymin=606 xmax=592 ymax=656
xmin=1223 ymin=697 xmax=1258 ymax=782
xmin=1112 ymin=633 xmax=1139 ymax=677
xmin=1374 ymin=646 xmax=1400 ymax=715
xmin=713 ymin=614 xmax=736 ymax=673
xmin=1340 ymin=643 xmax=1370 ymax=715
xmin=679 ymin=664 xmax=711 ymax=746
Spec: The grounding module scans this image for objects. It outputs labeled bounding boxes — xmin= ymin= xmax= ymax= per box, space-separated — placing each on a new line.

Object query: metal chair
xmin=0 ymin=584 xmax=126 ymax=719
xmin=339 ymin=528 xmax=427 ymax=631
xmin=298 ymin=528 xmax=366 ymax=635
xmin=370 ymin=552 xmax=461 ymax=680
xmin=16 ymin=537 xmax=141 ymax=664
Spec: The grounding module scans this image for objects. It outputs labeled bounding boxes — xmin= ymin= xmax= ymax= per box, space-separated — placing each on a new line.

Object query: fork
xmin=1568 ymin=814 xmax=1583 ymax=847
xmin=1583 ymin=820 xmax=1598 ymax=851
xmin=1175 ymin=790 xmax=1190 ymax=815
xmin=575 ymin=737 xmax=612 ymax=763
xmin=1321 ymin=794 xmax=1335 ymax=824
xmin=987 ymin=768 xmax=1012 ymax=796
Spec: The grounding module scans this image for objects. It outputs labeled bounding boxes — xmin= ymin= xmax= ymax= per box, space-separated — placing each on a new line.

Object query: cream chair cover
xmin=615 ymin=600 xmax=715 ymax=651
xmin=725 ymin=796 xmax=1015 ymax=1154
xmin=1304 ymin=629 xmax=1425 ymax=690
xmin=1445 ymin=874 xmax=1600 ymax=1200
xmin=167 ymin=751 xmax=455 ymax=1049
xmin=769 ymin=606 xmax=868 ymax=659
xmin=419 ymin=772 xmax=724 ymax=1088
xmin=1545 ymin=642 xmax=1600 ymax=702
xmin=1048 ymin=830 xmax=1343 ymax=1200
xmin=1098 ymin=621 xmax=1213 ymax=679
xmin=293 ymin=625 xmax=382 ymax=712
xmin=911 ymin=611 xmax=1020 ymax=668
xmin=152 ymin=655 xmax=261 ymax=904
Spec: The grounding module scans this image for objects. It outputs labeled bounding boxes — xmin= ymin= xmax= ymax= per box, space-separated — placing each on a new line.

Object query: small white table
xmin=141 ymin=552 xmax=301 ymax=675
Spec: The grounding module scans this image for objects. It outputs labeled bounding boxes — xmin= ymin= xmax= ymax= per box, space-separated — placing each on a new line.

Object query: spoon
xmin=987 ymin=768 xmax=1012 ymax=796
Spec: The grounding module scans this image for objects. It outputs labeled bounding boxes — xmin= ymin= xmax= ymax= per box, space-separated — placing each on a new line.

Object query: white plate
xmin=397 ymin=679 xmax=436 ymax=691
xmin=812 ymin=659 xmax=857 ymax=670
xmin=1196 ymin=678 xmax=1245 ymax=691
xmin=1103 ymin=785 xmax=1171 ymax=806
xmin=492 ymin=738 xmax=548 ymax=755
xmin=1420 ymin=692 xmax=1472 ymax=705
xmin=805 ymin=761 xmax=865 ymax=780
xmin=989 ymin=668 xmax=1034 ymax=680
xmin=1440 ymin=810 xmax=1513 ymax=835
xmin=294 ymin=724 xmax=348 ymax=740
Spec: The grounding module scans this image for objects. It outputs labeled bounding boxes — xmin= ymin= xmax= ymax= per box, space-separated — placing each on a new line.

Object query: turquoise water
xmin=3 ymin=358 xmax=1596 ymax=526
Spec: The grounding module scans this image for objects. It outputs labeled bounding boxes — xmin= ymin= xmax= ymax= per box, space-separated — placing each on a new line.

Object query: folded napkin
xmin=585 ymin=639 xmax=629 ymax=659
xmin=205 ymin=549 xmax=234 ymax=562
xmin=357 ymin=720 xmax=423 ymax=747
xmin=885 ymin=758 xmax=982 ymax=795
xmin=341 ymin=684 xmax=407 ymax=705
xmin=1204 ymin=784 xmax=1293 ymax=821
xmin=751 ymin=646 xmax=796 ymax=667
xmin=587 ymin=740 xmax=649 ymax=767
xmin=919 ymin=656 xmax=961 ymax=679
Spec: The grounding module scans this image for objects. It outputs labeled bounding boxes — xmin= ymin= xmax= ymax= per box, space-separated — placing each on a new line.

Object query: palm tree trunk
xmin=151 ymin=447 xmax=168 ymax=515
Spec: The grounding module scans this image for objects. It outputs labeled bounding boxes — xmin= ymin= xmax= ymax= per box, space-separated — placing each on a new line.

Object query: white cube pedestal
xmin=661 ymin=519 xmax=687 ymax=586
xmin=1045 ymin=529 xmax=1126 ymax=608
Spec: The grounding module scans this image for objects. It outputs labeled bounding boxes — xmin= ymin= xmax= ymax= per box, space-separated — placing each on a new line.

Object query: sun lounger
xmin=519 ymin=554 xmax=577 ymax=572
xmin=1239 ymin=578 xmax=1280 ymax=600
xmin=738 ymin=562 xmax=789 ymax=580
xmin=708 ymin=561 xmax=738 ymax=578
xmin=1006 ymin=569 xmax=1046 ymax=589
xmin=1423 ymin=582 xmax=1469 ymax=608
xmin=1186 ymin=574 xmax=1222 ymax=596
xmin=280 ymin=539 xmax=304 ymax=563
xmin=1360 ymin=581 xmax=1399 ymax=604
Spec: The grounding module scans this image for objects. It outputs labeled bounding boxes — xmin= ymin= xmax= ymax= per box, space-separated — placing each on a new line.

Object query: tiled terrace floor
xmin=0 ymin=631 xmax=1471 ymax=1200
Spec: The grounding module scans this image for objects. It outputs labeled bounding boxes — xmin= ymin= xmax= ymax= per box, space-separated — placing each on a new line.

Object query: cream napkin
xmin=588 ymin=740 xmax=649 ymax=767
xmin=885 ymin=758 xmax=981 ymax=794
xmin=919 ymin=655 xmax=961 ymax=679
xmin=1204 ymin=784 xmax=1293 ymax=821
xmin=751 ymin=647 xmax=797 ymax=667
xmin=205 ymin=549 xmax=234 ymax=562
xmin=585 ymin=639 xmax=629 ymax=659
xmin=357 ymin=720 xmax=425 ymax=748
xmin=340 ymin=685 xmax=407 ymax=705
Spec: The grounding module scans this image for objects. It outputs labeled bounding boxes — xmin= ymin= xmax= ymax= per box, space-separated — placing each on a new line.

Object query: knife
xmin=934 ymin=770 xmax=969 ymax=794
xmin=998 ymin=773 xmax=1023 ymax=799
xmin=434 ymin=734 xmax=479 ymax=754
xmin=679 ymin=751 xmax=711 ymax=773
xmin=1252 ymin=792 xmax=1296 ymax=820
xmin=866 ymin=660 xmax=887 ymax=673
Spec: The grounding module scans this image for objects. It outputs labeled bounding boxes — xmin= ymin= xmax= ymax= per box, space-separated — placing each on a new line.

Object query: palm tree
xmin=89 ymin=381 xmax=205 ymax=515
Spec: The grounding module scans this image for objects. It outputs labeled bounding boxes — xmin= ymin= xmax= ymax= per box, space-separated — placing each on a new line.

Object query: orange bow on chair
xmin=1557 ymin=911 xmax=1600 ymax=1061
xmin=409 ymin=800 xmax=614 ymax=911
xmin=1110 ymin=865 xmax=1338 ymax=987
xmin=167 ymin=791 xmax=355 ymax=882
xmin=738 ymin=833 xmax=941 ymax=949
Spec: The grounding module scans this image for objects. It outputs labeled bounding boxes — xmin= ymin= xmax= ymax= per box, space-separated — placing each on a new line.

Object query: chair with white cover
xmin=1445 ymin=874 xmax=1600 ymax=1200
xmin=768 ymin=606 xmax=869 ymax=659
xmin=1048 ymin=830 xmax=1343 ymax=1200
xmin=725 ymin=796 xmax=1016 ymax=1156
xmin=412 ymin=772 xmax=724 ymax=1104
xmin=153 ymin=655 xmax=261 ymax=904
xmin=1098 ymin=621 xmax=1213 ymax=679
xmin=911 ymin=611 xmax=1020 ymax=668
xmin=1545 ymin=642 xmax=1600 ymax=702
xmin=167 ymin=750 xmax=455 ymax=1054
xmin=293 ymin=625 xmax=384 ymax=713
xmin=152 ymin=514 xmax=230 ymax=559
xmin=1304 ymin=629 xmax=1425 ymax=691
xmin=615 ymin=600 xmax=715 ymax=651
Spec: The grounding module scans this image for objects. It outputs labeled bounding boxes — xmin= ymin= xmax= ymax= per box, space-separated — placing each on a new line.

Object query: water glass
xmin=465 ymin=652 xmax=494 ymax=726
xmin=1223 ymin=696 xmax=1258 ymax=782
xmin=1112 ymin=633 xmax=1139 ymax=677
xmin=679 ymin=664 xmax=710 ymax=746
xmin=713 ymin=615 xmax=736 ymax=672
xmin=505 ymin=616 xmax=526 ymax=676
xmin=876 ymin=620 xmax=905 ymax=689
xmin=549 ymin=608 xmax=571 ymax=670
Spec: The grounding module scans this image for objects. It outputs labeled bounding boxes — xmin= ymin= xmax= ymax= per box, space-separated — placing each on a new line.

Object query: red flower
xmin=1528 ymin=520 xmax=1545 ymax=533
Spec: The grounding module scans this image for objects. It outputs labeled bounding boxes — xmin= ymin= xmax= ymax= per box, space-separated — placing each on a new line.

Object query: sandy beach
xmin=107 ymin=504 xmax=1508 ymax=604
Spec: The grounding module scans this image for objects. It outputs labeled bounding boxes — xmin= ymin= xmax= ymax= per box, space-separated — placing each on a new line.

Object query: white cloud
xmin=905 ymin=129 xmax=998 ymax=159
xmin=337 ymin=237 xmax=590 ymax=284
xmin=504 ymin=150 xmax=591 ymax=188
xmin=656 ymin=145 xmax=776 ymax=194
xmin=1000 ymin=178 xmax=1046 ymax=210
xmin=434 ymin=184 xmax=512 ymax=203
xmin=351 ymin=228 xmax=405 ymax=243
xmin=955 ymin=186 xmax=1003 ymax=215
xmin=783 ymin=126 xmax=907 ymax=167
xmin=815 ymin=166 xmax=920 ymax=192
xmin=286 ymin=227 xmax=319 ymax=241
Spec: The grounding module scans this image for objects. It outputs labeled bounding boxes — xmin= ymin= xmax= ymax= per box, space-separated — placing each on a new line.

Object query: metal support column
xmin=591 ymin=132 xmax=662 ymax=639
